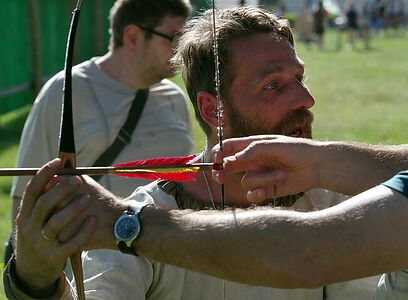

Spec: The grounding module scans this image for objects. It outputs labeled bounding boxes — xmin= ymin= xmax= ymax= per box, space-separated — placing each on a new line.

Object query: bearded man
xmin=5 ymin=6 xmax=380 ymax=299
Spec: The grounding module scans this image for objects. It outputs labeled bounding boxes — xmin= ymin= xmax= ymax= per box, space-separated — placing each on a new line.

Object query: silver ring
xmin=41 ymin=228 xmax=51 ymax=241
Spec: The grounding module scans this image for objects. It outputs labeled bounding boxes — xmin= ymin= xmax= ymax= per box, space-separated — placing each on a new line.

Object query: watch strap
xmin=117 ymin=240 xmax=138 ymax=256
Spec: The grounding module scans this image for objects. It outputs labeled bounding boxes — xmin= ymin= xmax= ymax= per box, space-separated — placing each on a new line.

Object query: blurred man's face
xmin=139 ymin=15 xmax=185 ymax=82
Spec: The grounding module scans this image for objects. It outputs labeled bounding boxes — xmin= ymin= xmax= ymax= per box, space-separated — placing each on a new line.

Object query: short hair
xmin=174 ymin=6 xmax=294 ymax=136
xmin=109 ymin=0 xmax=192 ymax=50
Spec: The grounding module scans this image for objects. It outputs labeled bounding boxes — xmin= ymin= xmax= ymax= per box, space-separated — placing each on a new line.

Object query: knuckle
xmin=36 ymin=195 xmax=51 ymax=210
xmin=24 ymin=180 xmax=35 ymax=196
xmin=67 ymin=241 xmax=81 ymax=253
xmin=16 ymin=214 xmax=24 ymax=227
xmin=46 ymin=218 xmax=60 ymax=235
xmin=57 ymin=231 xmax=69 ymax=243
xmin=19 ymin=227 xmax=32 ymax=241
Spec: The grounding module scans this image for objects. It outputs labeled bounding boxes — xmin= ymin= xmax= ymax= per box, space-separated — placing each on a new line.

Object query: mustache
xmin=272 ymin=109 xmax=314 ymax=136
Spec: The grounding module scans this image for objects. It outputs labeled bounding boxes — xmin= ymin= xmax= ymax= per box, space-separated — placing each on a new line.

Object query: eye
xmin=297 ymin=75 xmax=307 ymax=83
xmin=265 ymin=82 xmax=278 ymax=90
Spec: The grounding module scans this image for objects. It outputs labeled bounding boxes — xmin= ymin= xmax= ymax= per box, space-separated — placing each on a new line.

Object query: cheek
xmin=252 ymin=99 xmax=288 ymax=128
xmin=147 ymin=42 xmax=169 ymax=62
xmin=229 ymin=89 xmax=289 ymax=130
xmin=157 ymin=42 xmax=173 ymax=60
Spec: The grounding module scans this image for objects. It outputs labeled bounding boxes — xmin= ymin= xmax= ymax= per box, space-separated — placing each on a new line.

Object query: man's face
xmin=140 ymin=15 xmax=185 ymax=82
xmin=224 ymin=33 xmax=315 ymax=139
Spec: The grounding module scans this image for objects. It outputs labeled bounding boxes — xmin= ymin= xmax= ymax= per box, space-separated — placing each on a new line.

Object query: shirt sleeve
xmin=80 ymin=250 xmax=153 ymax=299
xmin=381 ymin=171 xmax=408 ymax=198
xmin=3 ymin=255 xmax=74 ymax=300
xmin=372 ymin=271 xmax=408 ymax=299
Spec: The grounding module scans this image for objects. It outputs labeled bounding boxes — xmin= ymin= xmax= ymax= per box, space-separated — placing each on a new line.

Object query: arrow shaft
xmin=0 ymin=163 xmax=218 ymax=176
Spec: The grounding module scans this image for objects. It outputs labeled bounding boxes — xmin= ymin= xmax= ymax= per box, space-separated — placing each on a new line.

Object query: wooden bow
xmin=59 ymin=0 xmax=85 ymax=299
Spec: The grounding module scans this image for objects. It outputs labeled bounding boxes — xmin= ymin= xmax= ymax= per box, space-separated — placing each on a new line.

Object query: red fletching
xmin=113 ymin=155 xmax=198 ymax=181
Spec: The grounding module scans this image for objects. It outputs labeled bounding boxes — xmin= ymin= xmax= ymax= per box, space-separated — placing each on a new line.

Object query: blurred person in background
xmin=295 ymin=3 xmax=314 ymax=49
xmin=313 ymin=0 xmax=326 ymax=50
xmin=361 ymin=2 xmax=372 ymax=49
xmin=4 ymin=0 xmax=194 ymax=266
xmin=346 ymin=1 xmax=359 ymax=50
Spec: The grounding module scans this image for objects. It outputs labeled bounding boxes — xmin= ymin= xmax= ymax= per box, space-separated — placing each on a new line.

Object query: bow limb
xmin=59 ymin=0 xmax=85 ymax=299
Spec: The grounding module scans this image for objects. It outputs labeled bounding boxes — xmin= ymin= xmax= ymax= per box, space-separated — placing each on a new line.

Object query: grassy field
xmin=0 ymin=29 xmax=407 ymax=297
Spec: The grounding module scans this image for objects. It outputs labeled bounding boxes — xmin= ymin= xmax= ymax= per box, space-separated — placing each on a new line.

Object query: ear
xmin=197 ymin=91 xmax=219 ymax=128
xmin=123 ymin=24 xmax=143 ymax=53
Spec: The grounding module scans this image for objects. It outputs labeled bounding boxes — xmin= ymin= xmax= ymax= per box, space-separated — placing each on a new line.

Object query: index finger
xmin=19 ymin=158 xmax=63 ymax=220
xmin=222 ymin=139 xmax=283 ymax=174
xmin=212 ymin=135 xmax=279 ymax=163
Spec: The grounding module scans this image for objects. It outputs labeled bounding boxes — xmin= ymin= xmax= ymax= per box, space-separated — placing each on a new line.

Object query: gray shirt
xmin=11 ymin=57 xmax=194 ymax=199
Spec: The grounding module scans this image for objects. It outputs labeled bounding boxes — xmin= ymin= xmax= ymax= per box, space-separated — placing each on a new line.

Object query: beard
xmin=225 ymin=103 xmax=314 ymax=139
xmin=224 ymin=103 xmax=314 ymax=207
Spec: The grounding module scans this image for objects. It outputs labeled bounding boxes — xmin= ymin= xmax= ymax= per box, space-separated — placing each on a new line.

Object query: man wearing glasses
xmin=6 ymin=0 xmax=194 ymax=266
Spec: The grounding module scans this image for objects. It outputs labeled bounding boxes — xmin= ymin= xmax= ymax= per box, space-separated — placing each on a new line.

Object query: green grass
xmin=298 ymin=30 xmax=408 ymax=144
xmin=0 ymin=29 xmax=407 ymax=298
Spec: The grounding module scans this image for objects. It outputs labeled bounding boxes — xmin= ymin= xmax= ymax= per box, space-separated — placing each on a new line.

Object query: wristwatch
xmin=114 ymin=203 xmax=143 ymax=256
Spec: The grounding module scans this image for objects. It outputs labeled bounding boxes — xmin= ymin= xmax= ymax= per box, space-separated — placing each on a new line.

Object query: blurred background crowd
xmin=205 ymin=0 xmax=407 ymax=50
xmin=290 ymin=0 xmax=407 ymax=50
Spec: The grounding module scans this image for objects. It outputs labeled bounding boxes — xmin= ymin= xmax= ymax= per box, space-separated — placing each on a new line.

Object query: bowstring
xmin=211 ymin=0 xmax=225 ymax=209
xmin=211 ymin=1 xmax=226 ymax=298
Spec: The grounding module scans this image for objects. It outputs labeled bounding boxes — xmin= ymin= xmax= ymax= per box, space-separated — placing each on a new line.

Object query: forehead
xmin=155 ymin=15 xmax=186 ymax=30
xmin=229 ymin=33 xmax=303 ymax=79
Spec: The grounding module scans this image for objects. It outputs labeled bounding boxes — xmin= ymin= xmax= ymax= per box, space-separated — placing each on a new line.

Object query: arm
xmin=211 ymin=135 xmax=408 ymax=202
xmin=133 ymin=184 xmax=408 ymax=288
xmin=9 ymin=160 xmax=408 ymax=291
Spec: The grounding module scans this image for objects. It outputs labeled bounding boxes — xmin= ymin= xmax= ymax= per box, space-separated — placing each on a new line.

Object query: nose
xmin=289 ymin=81 xmax=315 ymax=110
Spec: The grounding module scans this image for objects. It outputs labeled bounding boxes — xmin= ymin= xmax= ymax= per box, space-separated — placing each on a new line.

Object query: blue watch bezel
xmin=114 ymin=205 xmax=141 ymax=255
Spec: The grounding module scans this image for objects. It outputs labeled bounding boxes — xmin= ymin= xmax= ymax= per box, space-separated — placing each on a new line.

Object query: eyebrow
xmin=255 ymin=64 xmax=284 ymax=81
xmin=255 ymin=58 xmax=305 ymax=82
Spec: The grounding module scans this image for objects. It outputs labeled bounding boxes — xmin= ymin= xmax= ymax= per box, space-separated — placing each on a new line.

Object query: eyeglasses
xmin=136 ymin=25 xmax=175 ymax=43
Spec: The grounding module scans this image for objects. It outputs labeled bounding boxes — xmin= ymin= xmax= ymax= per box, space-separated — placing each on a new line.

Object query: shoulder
xmin=34 ymin=58 xmax=96 ymax=106
xmin=71 ymin=58 xmax=97 ymax=79
xmin=150 ymin=79 xmax=188 ymax=100
xmin=35 ymin=71 xmax=65 ymax=104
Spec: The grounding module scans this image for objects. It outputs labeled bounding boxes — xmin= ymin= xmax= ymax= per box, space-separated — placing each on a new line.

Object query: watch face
xmin=116 ymin=218 xmax=138 ymax=240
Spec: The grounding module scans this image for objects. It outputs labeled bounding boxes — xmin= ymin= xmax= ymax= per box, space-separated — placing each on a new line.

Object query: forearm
xmin=316 ymin=141 xmax=408 ymax=194
xmin=134 ymin=186 xmax=408 ymax=288
xmin=135 ymin=206 xmax=309 ymax=287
